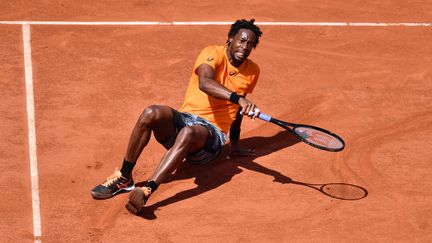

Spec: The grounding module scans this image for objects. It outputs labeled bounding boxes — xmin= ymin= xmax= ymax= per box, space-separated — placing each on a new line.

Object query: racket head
xmin=292 ymin=124 xmax=345 ymax=152
xmin=266 ymin=116 xmax=345 ymax=152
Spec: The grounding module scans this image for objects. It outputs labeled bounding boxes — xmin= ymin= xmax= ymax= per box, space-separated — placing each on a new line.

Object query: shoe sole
xmin=125 ymin=201 xmax=139 ymax=214
xmin=127 ymin=188 xmax=148 ymax=214
xmin=91 ymin=185 xmax=135 ymax=199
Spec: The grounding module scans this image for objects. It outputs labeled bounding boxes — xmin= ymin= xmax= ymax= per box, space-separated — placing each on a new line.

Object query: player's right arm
xmin=196 ymin=63 xmax=258 ymax=119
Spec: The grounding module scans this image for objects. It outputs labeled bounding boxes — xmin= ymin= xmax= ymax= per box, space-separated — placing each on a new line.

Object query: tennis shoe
xmin=125 ymin=186 xmax=152 ymax=215
xmin=91 ymin=169 xmax=135 ymax=199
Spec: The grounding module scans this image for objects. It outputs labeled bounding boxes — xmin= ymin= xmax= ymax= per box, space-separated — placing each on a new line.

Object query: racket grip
xmin=258 ymin=112 xmax=272 ymax=122
xmin=239 ymin=110 xmax=272 ymax=122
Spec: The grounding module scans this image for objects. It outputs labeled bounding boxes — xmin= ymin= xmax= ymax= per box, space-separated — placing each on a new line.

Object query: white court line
xmin=22 ymin=24 xmax=42 ymax=243
xmin=0 ymin=21 xmax=431 ymax=26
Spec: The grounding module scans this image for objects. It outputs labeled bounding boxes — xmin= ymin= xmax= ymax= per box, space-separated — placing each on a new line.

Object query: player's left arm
xmin=227 ymin=64 xmax=260 ymax=158
xmin=227 ymin=96 xmax=256 ymax=158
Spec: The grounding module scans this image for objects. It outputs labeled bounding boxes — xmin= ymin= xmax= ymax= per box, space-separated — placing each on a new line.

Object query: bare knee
xmin=138 ymin=105 xmax=164 ymax=128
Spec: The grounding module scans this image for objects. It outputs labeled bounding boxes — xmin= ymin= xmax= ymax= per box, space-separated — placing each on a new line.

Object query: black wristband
xmin=229 ymin=92 xmax=240 ymax=104
xmin=230 ymin=128 xmax=241 ymax=141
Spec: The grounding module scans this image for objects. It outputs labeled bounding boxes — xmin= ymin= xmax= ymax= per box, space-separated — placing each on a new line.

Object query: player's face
xmin=227 ymin=29 xmax=257 ymax=67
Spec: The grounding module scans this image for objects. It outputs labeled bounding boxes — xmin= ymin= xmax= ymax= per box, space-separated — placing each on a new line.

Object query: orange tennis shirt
xmin=179 ymin=45 xmax=260 ymax=134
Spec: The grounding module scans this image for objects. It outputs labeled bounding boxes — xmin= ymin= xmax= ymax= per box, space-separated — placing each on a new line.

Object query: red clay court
xmin=1 ymin=1 xmax=432 ymax=242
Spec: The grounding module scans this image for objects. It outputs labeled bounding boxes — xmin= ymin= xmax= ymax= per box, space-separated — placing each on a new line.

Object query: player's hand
xmin=238 ymin=97 xmax=260 ymax=120
xmin=226 ymin=141 xmax=256 ymax=159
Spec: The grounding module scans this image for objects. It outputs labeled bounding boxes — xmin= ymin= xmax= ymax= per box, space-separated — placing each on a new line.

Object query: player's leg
xmin=126 ymin=125 xmax=209 ymax=214
xmin=90 ymin=105 xmax=176 ymax=199
xmin=124 ymin=105 xmax=177 ymax=164
xmin=150 ymin=125 xmax=209 ymax=184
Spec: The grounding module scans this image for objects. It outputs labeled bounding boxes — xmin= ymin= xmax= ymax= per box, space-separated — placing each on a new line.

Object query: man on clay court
xmin=91 ymin=19 xmax=263 ymax=215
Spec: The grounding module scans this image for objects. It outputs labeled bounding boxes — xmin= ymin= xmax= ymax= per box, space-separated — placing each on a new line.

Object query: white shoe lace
xmin=140 ymin=186 xmax=152 ymax=197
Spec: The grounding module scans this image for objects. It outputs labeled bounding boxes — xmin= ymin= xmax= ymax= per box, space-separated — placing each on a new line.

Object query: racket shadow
xmin=291 ymin=181 xmax=368 ymax=201
xmin=237 ymin=134 xmax=368 ymax=201
xmin=234 ymin=155 xmax=368 ymax=201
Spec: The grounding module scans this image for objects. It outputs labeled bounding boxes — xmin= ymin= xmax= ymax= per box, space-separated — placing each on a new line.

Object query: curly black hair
xmin=226 ymin=19 xmax=263 ymax=48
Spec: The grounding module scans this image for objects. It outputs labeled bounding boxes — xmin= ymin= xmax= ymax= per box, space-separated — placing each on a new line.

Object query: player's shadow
xmin=135 ymin=130 xmax=300 ymax=219
xmin=135 ymin=130 xmax=368 ymax=219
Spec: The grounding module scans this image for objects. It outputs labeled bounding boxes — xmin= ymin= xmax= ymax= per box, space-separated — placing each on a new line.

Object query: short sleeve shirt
xmin=179 ymin=45 xmax=260 ymax=133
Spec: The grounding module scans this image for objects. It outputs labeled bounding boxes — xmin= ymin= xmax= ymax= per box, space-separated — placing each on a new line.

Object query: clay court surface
xmin=1 ymin=1 xmax=432 ymax=242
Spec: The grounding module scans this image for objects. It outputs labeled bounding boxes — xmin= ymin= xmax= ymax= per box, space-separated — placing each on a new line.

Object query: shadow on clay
xmin=135 ymin=130 xmax=367 ymax=220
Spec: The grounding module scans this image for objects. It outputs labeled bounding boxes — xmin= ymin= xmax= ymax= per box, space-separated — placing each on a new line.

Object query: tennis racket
xmin=255 ymin=112 xmax=345 ymax=152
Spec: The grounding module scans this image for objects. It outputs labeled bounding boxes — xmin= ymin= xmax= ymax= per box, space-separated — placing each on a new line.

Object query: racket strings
xmin=294 ymin=127 xmax=343 ymax=150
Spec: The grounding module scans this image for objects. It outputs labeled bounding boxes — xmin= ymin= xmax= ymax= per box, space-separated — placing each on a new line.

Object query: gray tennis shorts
xmin=156 ymin=109 xmax=227 ymax=165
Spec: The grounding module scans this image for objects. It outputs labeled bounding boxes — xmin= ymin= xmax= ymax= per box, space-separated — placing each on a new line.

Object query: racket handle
xmin=239 ymin=110 xmax=272 ymax=122
xmin=258 ymin=112 xmax=272 ymax=122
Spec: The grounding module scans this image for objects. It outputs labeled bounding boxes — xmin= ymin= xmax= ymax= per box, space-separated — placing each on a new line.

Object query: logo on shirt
xmin=229 ymin=71 xmax=237 ymax=76
xmin=207 ymin=57 xmax=214 ymax=62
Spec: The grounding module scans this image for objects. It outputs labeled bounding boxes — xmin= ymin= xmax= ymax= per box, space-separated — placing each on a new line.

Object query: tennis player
xmin=91 ymin=19 xmax=263 ymax=215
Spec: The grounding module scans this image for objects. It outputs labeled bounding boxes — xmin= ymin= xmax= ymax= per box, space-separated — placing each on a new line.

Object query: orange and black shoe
xmin=91 ymin=169 xmax=135 ymax=199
